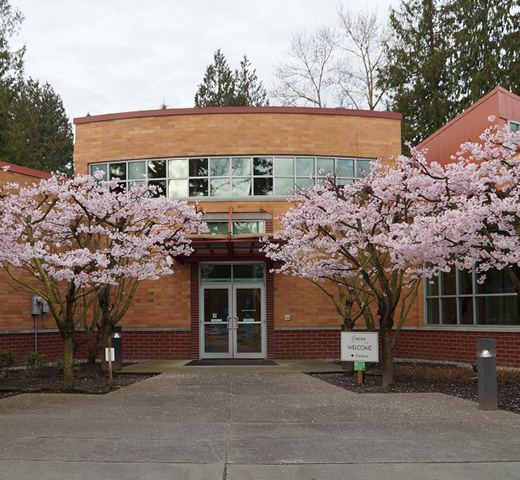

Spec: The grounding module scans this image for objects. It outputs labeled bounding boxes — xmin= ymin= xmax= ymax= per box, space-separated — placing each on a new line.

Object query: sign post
xmin=341 ymin=332 xmax=379 ymax=384
xmin=105 ymin=347 xmax=115 ymax=389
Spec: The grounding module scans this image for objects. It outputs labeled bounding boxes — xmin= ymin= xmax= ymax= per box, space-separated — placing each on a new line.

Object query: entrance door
xmin=201 ymin=285 xmax=265 ymax=359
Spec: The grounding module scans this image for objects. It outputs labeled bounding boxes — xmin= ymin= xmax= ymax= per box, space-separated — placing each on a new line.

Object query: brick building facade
xmin=2 ymin=99 xmax=520 ymax=368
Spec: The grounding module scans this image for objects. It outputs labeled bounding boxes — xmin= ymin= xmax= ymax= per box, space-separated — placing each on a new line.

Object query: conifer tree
xmin=381 ymin=0 xmax=520 ymax=148
xmin=379 ymin=0 xmax=456 ymax=148
xmin=194 ymin=49 xmax=236 ymax=107
xmin=4 ymin=79 xmax=73 ymax=175
xmin=194 ymin=50 xmax=268 ymax=107
xmin=234 ymin=55 xmax=269 ymax=106
xmin=450 ymin=0 xmax=520 ymax=110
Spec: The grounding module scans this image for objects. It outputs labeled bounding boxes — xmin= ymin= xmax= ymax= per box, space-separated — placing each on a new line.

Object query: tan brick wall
xmin=69 ymin=109 xmax=421 ymax=333
xmin=74 ymin=110 xmax=401 ymax=173
xmin=119 ymin=261 xmax=191 ymax=329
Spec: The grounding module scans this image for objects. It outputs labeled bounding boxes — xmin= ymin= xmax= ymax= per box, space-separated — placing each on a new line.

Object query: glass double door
xmin=201 ymin=285 xmax=265 ymax=359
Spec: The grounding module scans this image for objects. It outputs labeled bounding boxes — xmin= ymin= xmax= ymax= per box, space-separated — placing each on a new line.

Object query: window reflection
xmin=169 ymin=159 xmax=188 ymax=178
xmin=232 ymin=178 xmax=251 ymax=196
xmin=210 ymin=158 xmax=230 ymax=177
xmin=189 ymin=178 xmax=208 ymax=197
xmin=110 ymin=163 xmax=126 ymax=181
xmin=253 ymin=157 xmax=273 ymax=176
xmin=129 ymin=162 xmax=146 ymax=180
xmin=274 ymin=157 xmax=294 ymax=176
xmin=91 ymin=156 xmax=373 ymax=199
xmin=232 ymin=158 xmax=251 ymax=176
xmin=210 ymin=178 xmax=230 ymax=197
xmin=254 ymin=177 xmax=273 ymax=195
xmin=189 ymin=158 xmax=208 ymax=177
xmin=148 ymin=160 xmax=166 ymax=179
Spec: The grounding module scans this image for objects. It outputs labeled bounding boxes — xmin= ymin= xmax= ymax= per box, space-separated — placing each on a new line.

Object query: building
xmin=72 ymin=106 xmax=403 ymax=362
xmin=2 ymin=93 xmax=519 ymax=369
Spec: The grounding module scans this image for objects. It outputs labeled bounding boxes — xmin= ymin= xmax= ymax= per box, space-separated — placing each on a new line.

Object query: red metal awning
xmin=176 ymin=234 xmax=277 ymax=263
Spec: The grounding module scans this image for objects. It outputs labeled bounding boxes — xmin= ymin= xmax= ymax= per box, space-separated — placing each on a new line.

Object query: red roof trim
xmin=0 ymin=161 xmax=52 ymax=179
xmin=74 ymin=106 xmax=402 ymax=125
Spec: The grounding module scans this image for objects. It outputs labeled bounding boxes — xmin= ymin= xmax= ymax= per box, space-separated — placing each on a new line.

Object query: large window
xmin=425 ymin=268 xmax=519 ymax=326
xmin=89 ymin=156 xmax=373 ymax=199
xmin=206 ymin=221 xmax=265 ymax=235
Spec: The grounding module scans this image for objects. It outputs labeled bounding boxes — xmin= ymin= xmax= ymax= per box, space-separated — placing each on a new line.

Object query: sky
xmin=11 ymin=0 xmax=398 ymax=123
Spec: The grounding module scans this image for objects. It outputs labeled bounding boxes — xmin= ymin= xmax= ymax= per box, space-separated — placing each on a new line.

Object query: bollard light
xmin=112 ymin=326 xmax=123 ymax=371
xmin=476 ymin=338 xmax=498 ymax=410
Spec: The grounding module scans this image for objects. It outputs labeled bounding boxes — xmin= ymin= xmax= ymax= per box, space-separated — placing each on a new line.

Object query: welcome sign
xmin=341 ymin=332 xmax=379 ymax=363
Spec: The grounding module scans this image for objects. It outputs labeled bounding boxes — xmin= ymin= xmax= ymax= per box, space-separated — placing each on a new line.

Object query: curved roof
xmin=74 ymin=106 xmax=402 ymax=125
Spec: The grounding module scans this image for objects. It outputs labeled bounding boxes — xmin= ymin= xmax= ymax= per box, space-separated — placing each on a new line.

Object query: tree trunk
xmin=87 ymin=328 xmax=102 ymax=364
xmin=101 ymin=323 xmax=113 ymax=373
xmin=377 ymin=299 xmax=394 ymax=389
xmin=62 ymin=337 xmax=75 ymax=390
xmin=380 ymin=324 xmax=393 ymax=388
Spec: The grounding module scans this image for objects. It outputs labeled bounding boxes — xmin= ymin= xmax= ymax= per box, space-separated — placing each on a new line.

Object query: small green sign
xmin=354 ymin=361 xmax=366 ymax=371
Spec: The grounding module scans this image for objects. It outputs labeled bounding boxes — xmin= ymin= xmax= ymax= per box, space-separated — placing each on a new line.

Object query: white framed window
xmin=89 ymin=155 xmax=374 ymax=199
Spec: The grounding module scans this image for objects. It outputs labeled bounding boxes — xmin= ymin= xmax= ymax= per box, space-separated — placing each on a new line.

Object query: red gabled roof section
xmin=0 ymin=161 xmax=52 ymax=180
xmin=74 ymin=106 xmax=402 ymax=125
xmin=418 ymin=86 xmax=520 ymax=165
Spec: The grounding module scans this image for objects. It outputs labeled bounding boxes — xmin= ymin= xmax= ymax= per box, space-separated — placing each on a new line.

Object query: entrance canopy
xmin=176 ymin=234 xmax=278 ymax=263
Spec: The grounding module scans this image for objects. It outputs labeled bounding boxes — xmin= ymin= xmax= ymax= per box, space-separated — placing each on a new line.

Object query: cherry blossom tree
xmin=0 ymin=173 xmax=202 ymax=388
xmin=263 ymin=174 xmax=423 ymax=388
xmin=383 ymin=120 xmax=520 ymax=299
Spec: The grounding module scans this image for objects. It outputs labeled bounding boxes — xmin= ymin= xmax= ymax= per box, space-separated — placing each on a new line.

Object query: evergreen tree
xmin=194 ymin=50 xmax=268 ymax=107
xmin=234 ymin=55 xmax=269 ymax=106
xmin=3 ymin=79 xmax=73 ymax=175
xmin=381 ymin=0 xmax=520 ymax=148
xmin=0 ymin=0 xmax=24 ymax=158
xmin=450 ymin=0 xmax=520 ymax=110
xmin=194 ymin=49 xmax=236 ymax=107
xmin=379 ymin=0 xmax=456 ymax=148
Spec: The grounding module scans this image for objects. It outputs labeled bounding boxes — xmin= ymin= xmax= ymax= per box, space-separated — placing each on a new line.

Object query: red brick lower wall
xmin=0 ymin=330 xmax=191 ymax=366
xmin=393 ymin=329 xmax=520 ymax=368
xmin=1 ymin=328 xmax=519 ymax=368
xmin=275 ymin=328 xmax=520 ymax=368
xmin=275 ymin=329 xmax=341 ymax=358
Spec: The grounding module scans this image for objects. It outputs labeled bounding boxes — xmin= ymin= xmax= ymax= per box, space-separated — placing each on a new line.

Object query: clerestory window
xmin=89 ymin=156 xmax=373 ymax=199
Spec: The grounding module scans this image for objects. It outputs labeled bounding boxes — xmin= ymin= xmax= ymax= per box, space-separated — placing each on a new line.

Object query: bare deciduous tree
xmin=270 ymin=5 xmax=390 ymax=111
xmin=335 ymin=6 xmax=390 ymax=110
xmin=271 ymin=26 xmax=336 ymax=108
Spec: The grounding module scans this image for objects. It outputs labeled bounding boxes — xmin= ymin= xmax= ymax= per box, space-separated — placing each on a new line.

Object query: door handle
xmin=233 ymin=316 xmax=239 ymax=330
xmin=227 ymin=316 xmax=231 ymax=329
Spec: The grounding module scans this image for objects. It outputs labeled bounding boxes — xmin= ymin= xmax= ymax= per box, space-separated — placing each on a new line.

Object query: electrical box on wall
xmin=31 ymin=295 xmax=49 ymax=315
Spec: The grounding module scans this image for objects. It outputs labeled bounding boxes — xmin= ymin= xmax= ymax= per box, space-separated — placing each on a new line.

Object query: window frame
xmin=89 ymin=155 xmax=373 ymax=200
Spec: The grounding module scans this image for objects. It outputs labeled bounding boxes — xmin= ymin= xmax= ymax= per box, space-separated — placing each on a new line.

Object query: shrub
xmin=53 ymin=358 xmax=81 ymax=374
xmin=0 ymin=350 xmax=16 ymax=369
xmin=21 ymin=352 xmax=46 ymax=379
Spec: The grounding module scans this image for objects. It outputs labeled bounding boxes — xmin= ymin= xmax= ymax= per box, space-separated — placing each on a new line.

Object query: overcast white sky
xmin=11 ymin=0 xmax=398 ymax=123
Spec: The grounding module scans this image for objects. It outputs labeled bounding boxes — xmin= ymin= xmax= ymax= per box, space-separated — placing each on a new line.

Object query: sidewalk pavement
xmin=1 ymin=360 xmax=519 ymax=480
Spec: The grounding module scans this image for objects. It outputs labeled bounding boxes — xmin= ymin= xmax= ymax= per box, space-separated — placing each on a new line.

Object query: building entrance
xmin=199 ymin=264 xmax=266 ymax=359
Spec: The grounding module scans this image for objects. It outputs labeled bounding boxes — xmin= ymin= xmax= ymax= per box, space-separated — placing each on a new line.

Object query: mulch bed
xmin=0 ymin=362 xmax=155 ymax=399
xmin=310 ymin=362 xmax=520 ymax=415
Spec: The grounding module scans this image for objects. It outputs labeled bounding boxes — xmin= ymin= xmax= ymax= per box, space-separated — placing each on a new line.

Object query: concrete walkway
xmin=1 ymin=360 xmax=519 ymax=479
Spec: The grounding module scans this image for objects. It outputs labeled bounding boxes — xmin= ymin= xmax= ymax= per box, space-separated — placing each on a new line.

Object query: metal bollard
xmin=112 ymin=326 xmax=122 ymax=371
xmin=476 ymin=338 xmax=497 ymax=410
